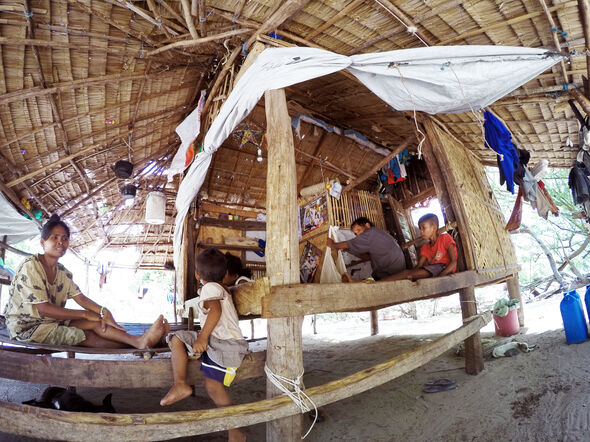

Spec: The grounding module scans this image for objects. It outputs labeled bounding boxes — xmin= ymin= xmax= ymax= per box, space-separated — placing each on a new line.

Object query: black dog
xmin=23 ymin=386 xmax=116 ymax=413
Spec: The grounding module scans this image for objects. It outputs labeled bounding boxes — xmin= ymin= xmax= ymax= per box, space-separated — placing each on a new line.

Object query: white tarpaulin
xmin=174 ymin=45 xmax=565 ymax=265
xmin=0 ymin=193 xmax=40 ymax=245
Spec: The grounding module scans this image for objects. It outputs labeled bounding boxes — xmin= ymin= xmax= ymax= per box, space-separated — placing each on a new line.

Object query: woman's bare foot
xmin=160 ymin=382 xmax=193 ymax=406
xmin=138 ymin=315 xmax=166 ymax=349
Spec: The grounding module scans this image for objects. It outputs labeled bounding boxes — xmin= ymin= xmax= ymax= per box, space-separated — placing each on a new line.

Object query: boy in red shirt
xmin=381 ymin=213 xmax=457 ymax=281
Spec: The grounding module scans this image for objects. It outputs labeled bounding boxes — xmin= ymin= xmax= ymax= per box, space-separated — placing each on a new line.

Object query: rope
xmin=373 ymin=0 xmax=428 ymax=47
xmin=264 ymin=364 xmax=318 ymax=439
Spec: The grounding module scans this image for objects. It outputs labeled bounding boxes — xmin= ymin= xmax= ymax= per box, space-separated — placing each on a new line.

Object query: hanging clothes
xmin=568 ymin=161 xmax=590 ymax=206
xmin=514 ymin=166 xmax=537 ymax=202
xmin=484 ymin=110 xmax=520 ymax=193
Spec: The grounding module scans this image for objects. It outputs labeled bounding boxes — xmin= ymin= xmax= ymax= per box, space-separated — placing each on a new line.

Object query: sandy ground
xmin=1 ymin=294 xmax=588 ymax=441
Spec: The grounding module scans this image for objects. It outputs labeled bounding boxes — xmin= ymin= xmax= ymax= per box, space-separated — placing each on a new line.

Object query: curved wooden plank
xmin=0 ymin=312 xmax=490 ymax=441
xmin=0 ymin=350 xmax=266 ymax=389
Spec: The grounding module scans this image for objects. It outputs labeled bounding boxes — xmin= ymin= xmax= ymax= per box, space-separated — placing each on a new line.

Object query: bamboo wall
xmin=327 ymin=190 xmax=386 ymax=231
xmin=426 ymin=122 xmax=519 ymax=276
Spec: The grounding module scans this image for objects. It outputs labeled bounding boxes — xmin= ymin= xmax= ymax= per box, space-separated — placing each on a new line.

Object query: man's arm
xmin=415 ymin=255 xmax=428 ymax=268
xmin=193 ymin=299 xmax=222 ymax=353
xmin=439 ymin=245 xmax=458 ymax=276
xmin=326 ymin=237 xmax=349 ymax=251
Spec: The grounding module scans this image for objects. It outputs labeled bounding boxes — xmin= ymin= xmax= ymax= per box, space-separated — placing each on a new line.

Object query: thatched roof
xmin=0 ymin=0 xmax=584 ymax=268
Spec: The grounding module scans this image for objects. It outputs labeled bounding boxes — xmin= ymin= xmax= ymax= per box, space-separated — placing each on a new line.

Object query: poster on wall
xmin=300 ymin=241 xmax=322 ymax=283
xmin=300 ymin=194 xmax=327 ymax=236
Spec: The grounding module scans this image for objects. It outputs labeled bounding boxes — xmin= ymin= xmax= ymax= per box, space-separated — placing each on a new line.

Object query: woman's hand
xmin=192 ymin=334 xmax=208 ymax=353
xmin=100 ymin=309 xmax=126 ymax=332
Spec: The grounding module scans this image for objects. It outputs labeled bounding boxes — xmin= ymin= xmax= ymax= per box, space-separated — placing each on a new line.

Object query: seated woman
xmin=3 ymin=214 xmax=168 ymax=348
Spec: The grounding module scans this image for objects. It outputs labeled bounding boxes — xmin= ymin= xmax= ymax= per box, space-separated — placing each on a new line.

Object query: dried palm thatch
xmin=0 ymin=0 xmax=587 ymax=268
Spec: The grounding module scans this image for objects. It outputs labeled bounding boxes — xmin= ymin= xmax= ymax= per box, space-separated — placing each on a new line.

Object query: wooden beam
xmin=459 ymin=286 xmax=484 ymax=374
xmin=147 ymin=28 xmax=252 ymax=57
xmin=307 ymin=0 xmax=364 ymax=40
xmin=263 ymin=271 xmax=478 ymax=318
xmin=0 ymin=349 xmax=265 ymax=388
xmin=506 ymin=275 xmax=524 ymax=326
xmin=265 ymin=88 xmax=303 ymax=440
xmin=343 ymin=135 xmax=414 ymax=192
xmin=233 ymin=0 xmax=248 ymax=21
xmin=180 ymin=0 xmax=199 ymax=39
xmin=372 ymin=0 xmax=433 ymax=46
xmin=0 ymin=312 xmax=491 ymax=441
xmin=0 ymin=67 xmax=187 ymax=107
xmin=146 ymin=0 xmax=173 ymax=38
xmin=438 ymin=0 xmax=577 ymax=46
xmin=538 ymin=0 xmax=570 ymax=85
xmin=0 ymin=242 xmax=33 ymax=256
xmin=244 ymin=0 xmax=312 ymax=50
xmin=199 ymin=217 xmax=266 ymax=231
xmin=401 ymin=187 xmax=437 ymax=209
xmin=294 ymin=147 xmax=356 ymax=179
xmin=579 ymin=0 xmax=590 ymax=98
xmin=69 ymin=0 xmax=158 ymax=47
xmin=297 ymin=132 xmax=329 ymax=194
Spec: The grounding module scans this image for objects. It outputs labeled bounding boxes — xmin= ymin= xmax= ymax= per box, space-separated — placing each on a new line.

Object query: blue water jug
xmin=561 ymin=291 xmax=588 ymax=344
xmin=584 ymin=285 xmax=590 ymax=323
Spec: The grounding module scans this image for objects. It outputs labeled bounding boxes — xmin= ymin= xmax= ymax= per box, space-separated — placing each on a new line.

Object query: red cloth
xmin=420 ymin=233 xmax=457 ymax=269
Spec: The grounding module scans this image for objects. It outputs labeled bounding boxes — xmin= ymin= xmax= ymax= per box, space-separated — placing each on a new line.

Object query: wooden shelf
xmin=199 ymin=217 xmax=266 ymax=231
xmin=197 ymin=242 xmax=263 ymax=252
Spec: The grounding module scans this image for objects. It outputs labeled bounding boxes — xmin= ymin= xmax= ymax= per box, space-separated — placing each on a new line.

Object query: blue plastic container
xmin=584 ymin=285 xmax=590 ymax=323
xmin=560 ymin=291 xmax=588 ymax=344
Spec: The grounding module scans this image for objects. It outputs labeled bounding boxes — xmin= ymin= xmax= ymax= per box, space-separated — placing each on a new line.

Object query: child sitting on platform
xmin=381 ymin=213 xmax=457 ymax=282
xmin=160 ymin=248 xmax=248 ymax=441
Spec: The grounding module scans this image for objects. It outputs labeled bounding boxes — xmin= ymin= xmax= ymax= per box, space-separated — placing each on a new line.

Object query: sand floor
xmin=1 ymin=295 xmax=589 ymax=441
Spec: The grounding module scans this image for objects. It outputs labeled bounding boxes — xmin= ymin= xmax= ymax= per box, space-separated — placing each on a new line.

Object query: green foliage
xmin=486 ymin=167 xmax=590 ymax=286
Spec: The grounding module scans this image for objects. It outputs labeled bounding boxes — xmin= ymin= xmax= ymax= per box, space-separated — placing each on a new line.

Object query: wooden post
xmin=0 ymin=235 xmax=5 ymax=303
xmin=370 ymin=310 xmax=379 ymax=336
xmin=459 ymin=286 xmax=484 ymax=374
xmin=264 ymin=88 xmax=304 ymax=440
xmin=506 ymin=274 xmax=524 ymax=326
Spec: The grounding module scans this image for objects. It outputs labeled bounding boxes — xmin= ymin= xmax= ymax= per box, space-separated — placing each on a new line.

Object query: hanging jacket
xmin=568 ymin=161 xmax=590 ymax=205
xmin=484 ymin=110 xmax=519 ymax=193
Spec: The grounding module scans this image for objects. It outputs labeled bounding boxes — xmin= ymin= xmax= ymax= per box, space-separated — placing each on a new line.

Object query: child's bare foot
xmin=229 ymin=428 xmax=246 ymax=442
xmin=138 ymin=315 xmax=166 ymax=349
xmin=160 ymin=382 xmax=193 ymax=406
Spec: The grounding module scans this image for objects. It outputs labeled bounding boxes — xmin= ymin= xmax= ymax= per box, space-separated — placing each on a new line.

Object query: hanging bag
xmin=320 ymin=226 xmax=347 ymax=283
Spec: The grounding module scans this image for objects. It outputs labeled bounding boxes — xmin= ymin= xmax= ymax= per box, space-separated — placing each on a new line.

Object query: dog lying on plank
xmin=23 ymin=386 xmax=115 ymax=413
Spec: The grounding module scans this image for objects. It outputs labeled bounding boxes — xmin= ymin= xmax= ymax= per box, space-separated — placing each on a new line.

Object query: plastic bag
xmin=492 ymin=298 xmax=520 ymax=317
xmin=320 ymin=226 xmax=347 ymax=284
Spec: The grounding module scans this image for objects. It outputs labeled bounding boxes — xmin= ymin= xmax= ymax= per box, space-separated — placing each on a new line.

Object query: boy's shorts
xmin=166 ymin=331 xmax=238 ymax=387
xmin=423 ymin=263 xmax=446 ymax=277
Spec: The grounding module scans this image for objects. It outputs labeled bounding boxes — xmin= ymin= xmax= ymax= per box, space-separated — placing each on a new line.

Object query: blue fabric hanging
xmin=484 ymin=110 xmax=519 ymax=193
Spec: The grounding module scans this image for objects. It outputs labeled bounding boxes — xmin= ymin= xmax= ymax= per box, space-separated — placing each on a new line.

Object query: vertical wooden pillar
xmin=0 ymin=235 xmax=6 ymax=303
xmin=459 ymin=286 xmax=484 ymax=374
xmin=422 ymin=119 xmax=483 ymax=374
xmin=265 ymin=88 xmax=304 ymax=441
xmin=370 ymin=310 xmax=379 ymax=336
xmin=506 ymin=274 xmax=524 ymax=326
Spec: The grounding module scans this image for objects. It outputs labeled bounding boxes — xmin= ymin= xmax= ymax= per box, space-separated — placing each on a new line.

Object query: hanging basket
xmin=120 ymin=184 xmax=136 ymax=199
xmin=114 ymin=160 xmax=134 ymax=179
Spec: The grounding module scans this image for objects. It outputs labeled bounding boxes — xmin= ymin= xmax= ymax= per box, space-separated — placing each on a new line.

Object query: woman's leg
xmin=70 ymin=315 xmax=168 ymax=349
xmin=160 ymin=336 xmax=193 ymax=406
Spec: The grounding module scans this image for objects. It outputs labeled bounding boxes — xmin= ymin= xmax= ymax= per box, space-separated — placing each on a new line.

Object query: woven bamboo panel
xmin=327 ymin=190 xmax=386 ymax=231
xmin=428 ymin=123 xmax=518 ymax=275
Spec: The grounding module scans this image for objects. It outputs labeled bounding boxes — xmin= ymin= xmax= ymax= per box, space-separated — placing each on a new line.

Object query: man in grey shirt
xmin=326 ymin=217 xmax=405 ymax=280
